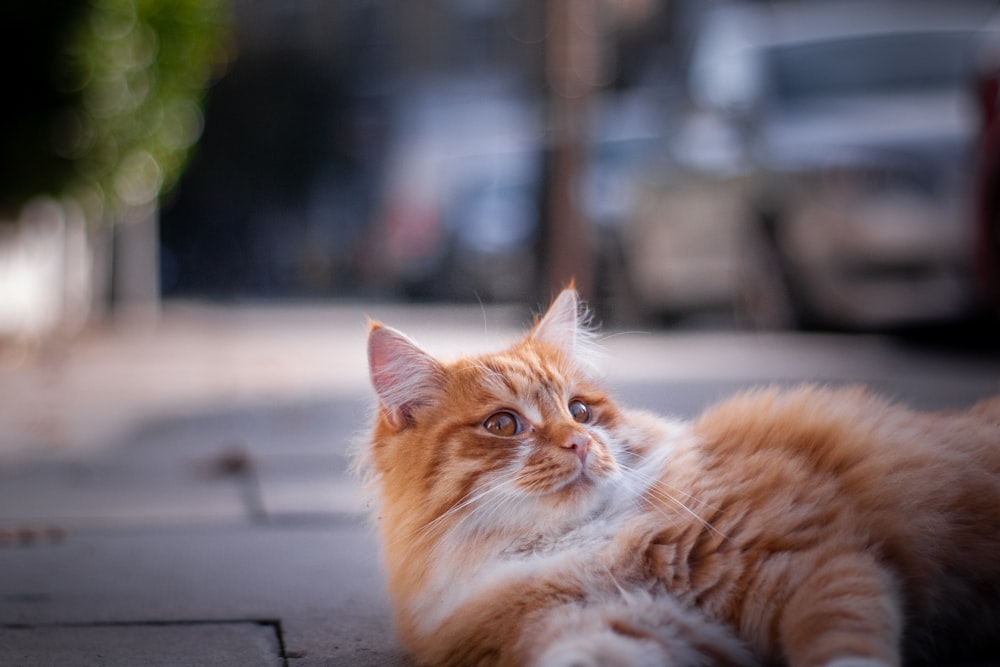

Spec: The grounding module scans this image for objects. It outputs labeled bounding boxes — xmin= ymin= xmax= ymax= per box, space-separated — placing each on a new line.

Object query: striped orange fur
xmin=360 ymin=289 xmax=1000 ymax=667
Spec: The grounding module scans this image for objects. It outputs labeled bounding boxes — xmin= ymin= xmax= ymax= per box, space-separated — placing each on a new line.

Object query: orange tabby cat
xmin=361 ymin=288 xmax=1000 ymax=667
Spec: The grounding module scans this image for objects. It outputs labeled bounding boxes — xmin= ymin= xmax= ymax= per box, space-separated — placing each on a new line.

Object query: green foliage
xmin=0 ymin=0 xmax=230 ymax=222
xmin=66 ymin=0 xmax=231 ymax=219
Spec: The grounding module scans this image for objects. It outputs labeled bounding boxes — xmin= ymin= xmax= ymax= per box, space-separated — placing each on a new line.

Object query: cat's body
xmin=361 ymin=289 xmax=1000 ymax=667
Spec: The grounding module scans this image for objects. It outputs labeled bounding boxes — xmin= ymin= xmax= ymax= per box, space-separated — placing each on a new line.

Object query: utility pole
xmin=542 ymin=0 xmax=599 ymax=301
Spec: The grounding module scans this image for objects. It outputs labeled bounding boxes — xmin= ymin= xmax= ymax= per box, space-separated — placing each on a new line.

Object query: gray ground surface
xmin=1 ymin=303 xmax=997 ymax=665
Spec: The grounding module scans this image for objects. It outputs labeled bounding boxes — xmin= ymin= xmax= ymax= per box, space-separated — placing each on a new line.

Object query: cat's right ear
xmin=530 ymin=287 xmax=581 ymax=357
xmin=367 ymin=322 xmax=446 ymax=429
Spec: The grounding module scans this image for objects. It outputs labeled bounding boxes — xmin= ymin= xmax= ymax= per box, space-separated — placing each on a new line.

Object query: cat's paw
xmin=524 ymin=592 xmax=756 ymax=667
xmin=537 ymin=649 xmax=599 ymax=667
xmin=534 ymin=633 xmax=666 ymax=667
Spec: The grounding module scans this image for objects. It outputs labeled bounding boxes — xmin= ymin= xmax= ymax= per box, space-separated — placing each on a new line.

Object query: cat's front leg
xmin=533 ymin=630 xmax=674 ymax=667
xmin=522 ymin=594 xmax=756 ymax=667
xmin=775 ymin=551 xmax=902 ymax=667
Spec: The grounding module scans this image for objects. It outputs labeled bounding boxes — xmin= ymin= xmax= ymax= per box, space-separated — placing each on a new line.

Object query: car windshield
xmin=765 ymin=31 xmax=978 ymax=105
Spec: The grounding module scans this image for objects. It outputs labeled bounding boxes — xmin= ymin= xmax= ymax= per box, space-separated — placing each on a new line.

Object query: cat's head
xmin=364 ymin=289 xmax=629 ymax=539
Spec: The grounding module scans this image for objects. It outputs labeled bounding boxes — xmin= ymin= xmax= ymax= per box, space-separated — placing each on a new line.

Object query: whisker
xmin=413 ymin=469 xmax=528 ymax=541
xmin=616 ymin=464 xmax=729 ymax=540
xmin=596 ymin=330 xmax=651 ymax=343
xmin=417 ymin=485 xmax=510 ymax=539
xmin=476 ymin=292 xmax=487 ymax=338
xmin=465 ymin=361 xmax=515 ymax=396
xmin=619 ymin=458 xmax=724 ymax=513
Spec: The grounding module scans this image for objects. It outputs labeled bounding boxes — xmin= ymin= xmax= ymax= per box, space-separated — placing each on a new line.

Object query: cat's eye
xmin=569 ymin=400 xmax=591 ymax=424
xmin=483 ymin=411 xmax=522 ymax=437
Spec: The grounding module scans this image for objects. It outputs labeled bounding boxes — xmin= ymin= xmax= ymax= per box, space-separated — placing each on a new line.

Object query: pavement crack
xmin=1 ymin=618 xmax=291 ymax=665
xmin=260 ymin=618 xmax=294 ymax=666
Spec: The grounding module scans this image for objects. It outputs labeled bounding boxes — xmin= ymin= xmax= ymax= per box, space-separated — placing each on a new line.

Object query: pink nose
xmin=561 ymin=432 xmax=590 ymax=462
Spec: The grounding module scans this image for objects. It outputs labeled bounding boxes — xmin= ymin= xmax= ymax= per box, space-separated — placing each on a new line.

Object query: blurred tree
xmin=61 ymin=0 xmax=231 ymax=222
xmin=1 ymin=0 xmax=230 ymax=220
xmin=0 ymin=0 xmax=230 ymax=323
xmin=68 ymin=0 xmax=231 ymax=316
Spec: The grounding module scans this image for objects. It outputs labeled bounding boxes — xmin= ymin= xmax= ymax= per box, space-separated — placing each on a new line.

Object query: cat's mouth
xmin=565 ymin=450 xmax=621 ymax=496
xmin=553 ymin=458 xmax=601 ymax=493
xmin=526 ymin=444 xmax=614 ymax=497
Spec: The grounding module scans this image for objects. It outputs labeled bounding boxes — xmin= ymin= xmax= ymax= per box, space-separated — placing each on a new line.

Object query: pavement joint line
xmin=256 ymin=511 xmax=368 ymax=528
xmin=269 ymin=618 xmax=293 ymax=666
xmin=0 ymin=617 xmax=282 ymax=630
xmin=0 ymin=513 xmax=369 ymax=539
xmin=0 ymin=618 xmax=291 ymax=666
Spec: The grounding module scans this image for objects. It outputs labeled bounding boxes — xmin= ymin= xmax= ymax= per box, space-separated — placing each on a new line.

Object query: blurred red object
xmin=973 ymin=53 xmax=1000 ymax=314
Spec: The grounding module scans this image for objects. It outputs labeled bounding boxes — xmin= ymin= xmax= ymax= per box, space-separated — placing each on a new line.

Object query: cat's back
xmin=688 ymin=386 xmax=1000 ymax=537
xmin=685 ymin=385 xmax=1000 ymax=651
xmin=691 ymin=385 xmax=1000 ymax=490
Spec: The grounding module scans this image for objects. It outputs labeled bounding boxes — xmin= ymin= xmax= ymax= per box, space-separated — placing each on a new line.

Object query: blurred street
xmin=3 ymin=0 xmax=1000 ymax=663
xmin=0 ymin=302 xmax=998 ymax=665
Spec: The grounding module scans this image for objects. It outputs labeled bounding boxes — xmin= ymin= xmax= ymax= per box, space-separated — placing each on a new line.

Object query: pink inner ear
xmin=368 ymin=324 xmax=444 ymax=427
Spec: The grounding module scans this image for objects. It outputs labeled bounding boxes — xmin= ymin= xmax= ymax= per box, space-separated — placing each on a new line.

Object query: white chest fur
xmin=412 ymin=507 xmax=637 ymax=637
xmin=408 ymin=417 xmax=695 ymax=639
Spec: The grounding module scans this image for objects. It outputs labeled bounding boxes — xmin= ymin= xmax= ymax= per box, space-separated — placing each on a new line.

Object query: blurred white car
xmin=634 ymin=0 xmax=1000 ymax=328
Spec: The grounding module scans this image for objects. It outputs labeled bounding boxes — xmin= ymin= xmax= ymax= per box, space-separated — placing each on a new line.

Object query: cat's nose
xmin=561 ymin=431 xmax=590 ymax=462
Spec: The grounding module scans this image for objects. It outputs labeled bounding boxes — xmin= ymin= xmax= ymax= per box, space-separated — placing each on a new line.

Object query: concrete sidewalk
xmin=1 ymin=302 xmax=998 ymax=666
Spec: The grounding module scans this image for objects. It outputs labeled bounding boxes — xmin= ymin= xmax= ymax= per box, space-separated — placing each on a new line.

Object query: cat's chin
xmin=537 ymin=470 xmax=616 ymax=519
xmin=550 ymin=474 xmax=593 ymax=497
xmin=542 ymin=464 xmax=599 ymax=497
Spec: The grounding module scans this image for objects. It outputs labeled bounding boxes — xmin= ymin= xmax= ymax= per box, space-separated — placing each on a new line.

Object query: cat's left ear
xmin=368 ymin=322 xmax=446 ymax=428
xmin=530 ymin=288 xmax=585 ymax=359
